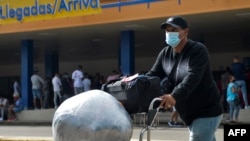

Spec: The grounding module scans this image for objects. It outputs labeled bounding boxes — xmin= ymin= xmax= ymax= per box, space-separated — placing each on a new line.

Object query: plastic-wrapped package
xmin=52 ymin=90 xmax=133 ymax=141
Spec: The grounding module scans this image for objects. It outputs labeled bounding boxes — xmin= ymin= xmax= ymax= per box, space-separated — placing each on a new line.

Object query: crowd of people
xmin=29 ymin=65 xmax=112 ymax=110
xmin=0 ymin=56 xmax=249 ymax=126
xmin=0 ymin=65 xmax=124 ymax=122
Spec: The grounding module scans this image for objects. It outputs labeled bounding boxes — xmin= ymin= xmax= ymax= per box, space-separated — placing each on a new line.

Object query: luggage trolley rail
xmin=139 ymin=97 xmax=162 ymax=141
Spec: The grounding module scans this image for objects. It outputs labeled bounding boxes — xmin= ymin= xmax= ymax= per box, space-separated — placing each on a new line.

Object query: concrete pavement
xmin=0 ymin=125 xmax=224 ymax=141
xmin=0 ymin=108 xmax=249 ymax=141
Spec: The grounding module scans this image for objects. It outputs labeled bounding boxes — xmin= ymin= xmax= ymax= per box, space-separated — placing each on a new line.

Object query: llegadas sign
xmin=0 ymin=0 xmax=102 ymax=24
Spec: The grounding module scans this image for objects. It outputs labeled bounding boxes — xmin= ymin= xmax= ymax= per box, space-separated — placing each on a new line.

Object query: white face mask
xmin=165 ymin=32 xmax=181 ymax=48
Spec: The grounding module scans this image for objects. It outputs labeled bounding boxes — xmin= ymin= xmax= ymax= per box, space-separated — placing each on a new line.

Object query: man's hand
xmin=160 ymin=94 xmax=176 ymax=109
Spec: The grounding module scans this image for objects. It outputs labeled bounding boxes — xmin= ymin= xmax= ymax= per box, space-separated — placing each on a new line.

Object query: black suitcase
xmin=101 ymin=74 xmax=163 ymax=114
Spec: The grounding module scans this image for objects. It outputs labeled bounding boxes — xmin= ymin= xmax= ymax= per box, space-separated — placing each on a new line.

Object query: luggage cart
xmin=139 ymin=97 xmax=162 ymax=141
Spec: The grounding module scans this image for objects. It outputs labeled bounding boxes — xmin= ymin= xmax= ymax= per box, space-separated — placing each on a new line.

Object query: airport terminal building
xmin=0 ymin=0 xmax=250 ymax=109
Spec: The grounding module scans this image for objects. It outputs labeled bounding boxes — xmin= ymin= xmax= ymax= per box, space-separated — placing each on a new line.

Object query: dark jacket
xmin=147 ymin=39 xmax=223 ymax=125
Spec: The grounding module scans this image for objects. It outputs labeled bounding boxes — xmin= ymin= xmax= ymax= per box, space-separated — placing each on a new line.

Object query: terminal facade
xmin=0 ymin=0 xmax=250 ymax=109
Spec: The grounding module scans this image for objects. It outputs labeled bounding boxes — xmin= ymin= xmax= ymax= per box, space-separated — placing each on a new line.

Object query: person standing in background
xmin=52 ymin=72 xmax=62 ymax=109
xmin=13 ymin=78 xmax=21 ymax=96
xmin=230 ymin=56 xmax=249 ymax=109
xmin=72 ymin=65 xmax=84 ymax=95
xmin=61 ymin=72 xmax=73 ymax=100
xmin=227 ymin=74 xmax=241 ymax=123
xmin=82 ymin=73 xmax=91 ymax=92
xmin=0 ymin=95 xmax=9 ymax=121
xmin=106 ymin=70 xmax=121 ymax=83
xmin=31 ymin=67 xmax=45 ymax=110
xmin=168 ymin=106 xmax=183 ymax=126
xmin=43 ymin=77 xmax=51 ymax=109
xmin=220 ymin=66 xmax=232 ymax=113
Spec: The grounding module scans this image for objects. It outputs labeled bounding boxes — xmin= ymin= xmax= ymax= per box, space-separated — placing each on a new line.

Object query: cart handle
xmin=148 ymin=97 xmax=162 ymax=110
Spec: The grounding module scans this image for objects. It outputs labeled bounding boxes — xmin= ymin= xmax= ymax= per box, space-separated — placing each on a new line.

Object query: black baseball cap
xmin=161 ymin=16 xmax=188 ymax=29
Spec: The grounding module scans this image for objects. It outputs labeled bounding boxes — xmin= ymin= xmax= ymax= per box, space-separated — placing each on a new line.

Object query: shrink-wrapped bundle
xmin=52 ymin=90 xmax=133 ymax=141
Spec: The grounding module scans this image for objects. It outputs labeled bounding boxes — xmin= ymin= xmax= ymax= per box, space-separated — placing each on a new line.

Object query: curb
xmin=0 ymin=137 xmax=163 ymax=141
xmin=0 ymin=136 xmax=52 ymax=141
xmin=0 ymin=121 xmax=52 ymax=126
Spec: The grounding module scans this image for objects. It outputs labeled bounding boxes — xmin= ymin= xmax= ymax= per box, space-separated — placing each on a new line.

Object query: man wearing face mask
xmin=146 ymin=16 xmax=223 ymax=141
